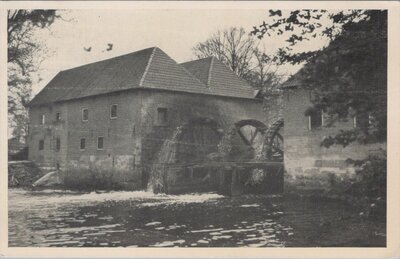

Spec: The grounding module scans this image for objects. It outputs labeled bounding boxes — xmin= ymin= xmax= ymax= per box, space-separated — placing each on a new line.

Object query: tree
xmin=245 ymin=47 xmax=284 ymax=91
xmin=193 ymin=27 xmax=255 ymax=79
xmin=192 ymin=27 xmax=284 ymax=90
xmin=253 ymin=10 xmax=387 ymax=206
xmin=8 ymin=10 xmax=61 ymax=142
xmin=252 ymin=10 xmax=387 ymax=147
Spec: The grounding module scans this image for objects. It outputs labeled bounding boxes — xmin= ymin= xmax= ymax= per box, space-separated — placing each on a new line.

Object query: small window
xmin=80 ymin=138 xmax=86 ymax=150
xmin=39 ymin=114 xmax=45 ymax=125
xmin=308 ymin=110 xmax=322 ymax=130
xmin=39 ymin=139 xmax=44 ymax=150
xmin=55 ymin=138 xmax=61 ymax=152
xmin=157 ymin=108 xmax=168 ymax=125
xmin=110 ymin=104 xmax=117 ymax=119
xmin=56 ymin=112 xmax=61 ymax=122
xmin=354 ymin=112 xmax=370 ymax=129
xmin=82 ymin=108 xmax=89 ymax=121
xmin=97 ymin=137 xmax=104 ymax=150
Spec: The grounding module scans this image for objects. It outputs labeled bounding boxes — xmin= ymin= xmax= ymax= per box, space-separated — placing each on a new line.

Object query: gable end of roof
xmin=139 ymin=47 xmax=157 ymax=87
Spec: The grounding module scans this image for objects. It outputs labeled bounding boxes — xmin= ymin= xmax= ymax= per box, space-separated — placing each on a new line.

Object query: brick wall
xmin=28 ymin=89 xmax=267 ymax=189
xmin=283 ymin=88 xmax=386 ymax=193
xmin=29 ymin=90 xmax=142 ymax=179
xmin=28 ymin=103 xmax=69 ymax=171
xmin=139 ymin=89 xmax=266 ymax=165
xmin=138 ymin=89 xmax=266 ymax=189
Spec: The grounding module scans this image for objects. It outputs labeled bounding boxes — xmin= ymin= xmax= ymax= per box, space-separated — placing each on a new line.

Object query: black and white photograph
xmin=1 ymin=2 xmax=399 ymax=255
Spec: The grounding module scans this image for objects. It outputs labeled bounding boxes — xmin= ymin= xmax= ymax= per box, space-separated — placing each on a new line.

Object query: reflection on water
xmin=8 ymin=189 xmax=385 ymax=247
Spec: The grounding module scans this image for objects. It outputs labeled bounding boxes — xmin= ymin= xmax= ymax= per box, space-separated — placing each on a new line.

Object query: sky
xmin=31 ymin=9 xmax=328 ymax=96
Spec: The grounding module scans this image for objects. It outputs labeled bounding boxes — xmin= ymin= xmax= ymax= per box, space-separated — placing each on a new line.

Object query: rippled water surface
xmin=8 ymin=189 xmax=385 ymax=247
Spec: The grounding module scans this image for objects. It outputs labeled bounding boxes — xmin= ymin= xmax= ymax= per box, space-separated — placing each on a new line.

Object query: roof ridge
xmin=211 ymin=58 xmax=253 ymax=90
xmin=139 ymin=47 xmax=157 ymax=87
xmin=177 ymin=58 xmax=210 ymax=88
xmin=61 ymin=47 xmax=157 ymax=73
xmin=207 ymin=57 xmax=215 ymax=87
xmin=180 ymin=56 xmax=213 ymax=65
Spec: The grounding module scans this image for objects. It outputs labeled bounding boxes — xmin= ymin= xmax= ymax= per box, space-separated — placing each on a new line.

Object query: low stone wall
xmin=64 ymin=155 xmax=142 ymax=190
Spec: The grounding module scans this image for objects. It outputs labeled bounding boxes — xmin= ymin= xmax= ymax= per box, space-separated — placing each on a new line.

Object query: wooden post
xmin=231 ymin=167 xmax=243 ymax=196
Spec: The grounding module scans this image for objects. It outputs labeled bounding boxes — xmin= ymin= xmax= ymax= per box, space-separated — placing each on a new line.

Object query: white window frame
xmin=80 ymin=138 xmax=86 ymax=151
xmin=353 ymin=113 xmax=371 ymax=129
xmin=308 ymin=110 xmax=323 ymax=131
xmin=110 ymin=104 xmax=118 ymax=119
xmin=40 ymin=114 xmax=45 ymax=125
xmin=97 ymin=136 xmax=104 ymax=150
xmin=55 ymin=112 xmax=61 ymax=122
xmin=82 ymin=108 xmax=89 ymax=122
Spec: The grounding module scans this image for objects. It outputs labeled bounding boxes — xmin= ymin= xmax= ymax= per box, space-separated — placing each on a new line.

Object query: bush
xmin=346 ymin=152 xmax=386 ymax=217
xmin=346 ymin=152 xmax=386 ymax=199
xmin=8 ymin=161 xmax=44 ymax=187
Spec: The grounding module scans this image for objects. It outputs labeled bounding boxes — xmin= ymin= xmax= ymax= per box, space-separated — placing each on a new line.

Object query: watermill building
xmin=27 ymin=47 xmax=281 ymax=191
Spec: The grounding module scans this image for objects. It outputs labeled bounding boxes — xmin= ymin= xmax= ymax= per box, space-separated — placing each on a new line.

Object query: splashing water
xmin=148 ymin=126 xmax=184 ymax=193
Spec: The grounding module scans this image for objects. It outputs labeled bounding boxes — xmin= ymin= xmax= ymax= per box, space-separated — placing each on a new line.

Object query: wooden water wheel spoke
xmin=264 ymin=120 xmax=284 ymax=161
xmin=237 ymin=128 xmax=252 ymax=146
xmin=249 ymin=128 xmax=259 ymax=145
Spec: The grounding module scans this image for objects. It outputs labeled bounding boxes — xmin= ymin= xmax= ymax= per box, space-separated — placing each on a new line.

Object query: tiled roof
xmin=181 ymin=57 xmax=256 ymax=99
xmin=28 ymin=47 xmax=255 ymax=107
xmin=141 ymin=48 xmax=210 ymax=94
xmin=180 ymin=57 xmax=212 ymax=85
xmin=279 ymin=66 xmax=305 ymax=89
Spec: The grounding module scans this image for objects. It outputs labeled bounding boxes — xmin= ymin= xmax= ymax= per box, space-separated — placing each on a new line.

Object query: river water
xmin=8 ymin=188 xmax=385 ymax=247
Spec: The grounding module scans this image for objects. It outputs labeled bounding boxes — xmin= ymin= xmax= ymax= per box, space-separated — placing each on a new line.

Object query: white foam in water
xmin=248 ymin=242 xmax=266 ymax=247
xmin=151 ymin=239 xmax=185 ymax=247
xmin=190 ymin=228 xmax=224 ymax=233
xmin=220 ymin=228 xmax=256 ymax=234
xmin=240 ymin=204 xmax=260 ymax=208
xmin=145 ymin=221 xmax=162 ymax=226
xmin=209 ymin=232 xmax=222 ymax=236
xmin=212 ymin=235 xmax=232 ymax=240
xmin=9 ymin=189 xmax=224 ymax=212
